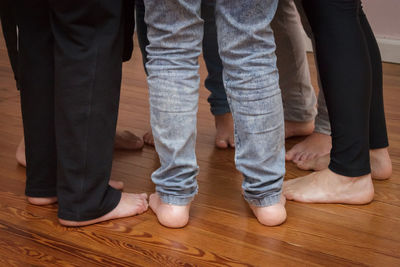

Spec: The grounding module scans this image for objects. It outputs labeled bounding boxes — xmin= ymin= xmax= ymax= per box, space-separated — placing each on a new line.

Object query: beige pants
xmin=273 ymin=0 xmax=331 ymax=135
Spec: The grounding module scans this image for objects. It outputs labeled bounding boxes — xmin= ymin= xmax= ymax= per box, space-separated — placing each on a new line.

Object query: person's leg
xmin=271 ymin=0 xmax=316 ymax=139
xmin=215 ymin=0 xmax=286 ymax=226
xmin=114 ymin=0 xmax=145 ymax=151
xmin=134 ymin=0 xmax=156 ymax=146
xmin=0 ymin=0 xmax=18 ymax=81
xmin=291 ymin=1 xmax=392 ymax=180
xmin=0 ymin=0 xmax=27 ymax=166
xmin=143 ymin=0 xmax=202 ymax=228
xmin=49 ymin=0 xmax=147 ymax=225
xmin=284 ymin=0 xmax=375 ymax=204
xmin=16 ymin=0 xmax=58 ymax=206
xmin=358 ymin=5 xmax=391 ymax=180
xmin=135 ymin=0 xmax=149 ymax=74
xmin=137 ymin=0 xmax=234 ymax=148
xmin=285 ymin=0 xmax=332 ymax=163
xmin=200 ymin=1 xmax=234 ymax=149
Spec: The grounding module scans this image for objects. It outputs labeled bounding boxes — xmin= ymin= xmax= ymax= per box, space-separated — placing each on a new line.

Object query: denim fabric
xmin=144 ymin=0 xmax=284 ymax=207
xmin=137 ymin=0 xmax=325 ymax=124
xmin=136 ymin=0 xmax=230 ymax=115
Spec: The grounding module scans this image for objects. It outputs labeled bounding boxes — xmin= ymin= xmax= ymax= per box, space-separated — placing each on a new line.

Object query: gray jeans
xmin=274 ymin=0 xmax=330 ymax=135
xmin=144 ymin=0 xmax=284 ymax=207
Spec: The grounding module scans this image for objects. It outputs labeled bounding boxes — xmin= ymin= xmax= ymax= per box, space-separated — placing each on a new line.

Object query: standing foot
xmin=370 ymin=148 xmax=392 ymax=180
xmin=16 ymin=138 xmax=26 ymax=167
xmin=214 ymin=113 xmax=235 ymax=149
xmin=285 ymin=120 xmax=314 ymax=139
xmin=286 ymin=132 xmax=331 ymax=162
xmin=143 ymin=130 xmax=155 ymax=146
xmin=149 ymin=193 xmax=190 ymax=228
xmin=250 ymin=196 xmax=287 ymax=226
xmin=59 ymin=192 xmax=148 ymax=227
xmin=283 ymin=168 xmax=374 ymax=204
xmin=114 ymin=130 xmax=144 ymax=150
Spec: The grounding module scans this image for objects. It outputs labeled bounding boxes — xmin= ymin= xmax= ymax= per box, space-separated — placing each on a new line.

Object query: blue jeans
xmin=143 ymin=0 xmax=285 ymax=206
xmin=136 ymin=0 xmax=229 ymax=115
xmin=136 ymin=0 xmax=332 ymax=134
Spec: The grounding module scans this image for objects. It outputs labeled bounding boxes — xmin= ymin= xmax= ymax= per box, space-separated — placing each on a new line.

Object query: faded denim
xmin=136 ymin=0 xmax=230 ymax=116
xmin=144 ymin=0 xmax=284 ymax=206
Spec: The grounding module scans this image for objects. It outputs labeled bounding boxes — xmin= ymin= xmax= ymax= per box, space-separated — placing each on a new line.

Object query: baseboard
xmin=303 ymin=33 xmax=400 ymax=64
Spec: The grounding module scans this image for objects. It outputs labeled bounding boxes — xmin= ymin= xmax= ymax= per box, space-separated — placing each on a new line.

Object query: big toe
xmin=285 ymin=149 xmax=297 ymax=161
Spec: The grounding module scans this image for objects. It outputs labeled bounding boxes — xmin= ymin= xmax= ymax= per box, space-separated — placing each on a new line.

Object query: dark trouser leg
xmin=16 ymin=0 xmax=57 ymax=197
xmin=122 ymin=0 xmax=135 ymax=62
xmin=49 ymin=0 xmax=123 ymax=221
xmin=302 ymin=0 xmax=371 ymax=176
xmin=358 ymin=7 xmax=389 ymax=149
xmin=135 ymin=0 xmax=149 ymax=73
xmin=201 ymin=0 xmax=230 ymax=116
xmin=0 ymin=0 xmax=18 ymax=81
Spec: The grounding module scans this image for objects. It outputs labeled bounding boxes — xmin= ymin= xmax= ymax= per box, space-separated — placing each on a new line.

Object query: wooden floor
xmin=1 ymin=34 xmax=400 ymax=266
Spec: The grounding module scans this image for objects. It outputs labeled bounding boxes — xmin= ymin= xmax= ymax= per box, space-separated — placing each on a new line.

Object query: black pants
xmin=0 ymin=0 xmax=18 ymax=82
xmin=302 ymin=0 xmax=388 ymax=176
xmin=16 ymin=0 xmax=124 ymax=221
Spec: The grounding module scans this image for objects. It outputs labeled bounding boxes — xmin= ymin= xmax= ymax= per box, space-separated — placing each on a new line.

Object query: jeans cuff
xmin=158 ymin=191 xmax=197 ymax=206
xmin=244 ymin=191 xmax=282 ymax=207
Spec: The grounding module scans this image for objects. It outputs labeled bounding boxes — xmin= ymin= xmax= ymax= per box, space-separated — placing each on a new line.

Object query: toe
xmin=215 ymin=139 xmax=228 ymax=149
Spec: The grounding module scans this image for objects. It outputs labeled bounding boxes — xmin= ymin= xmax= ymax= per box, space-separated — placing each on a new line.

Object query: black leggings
xmin=0 ymin=0 xmax=18 ymax=82
xmin=302 ymin=0 xmax=388 ymax=177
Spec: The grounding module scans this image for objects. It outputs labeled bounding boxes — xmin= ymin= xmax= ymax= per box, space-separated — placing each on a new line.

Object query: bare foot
xmin=59 ymin=192 xmax=148 ymax=227
xmin=250 ymin=196 xmax=287 ymax=226
xmin=27 ymin=180 xmax=125 ymax=206
xmin=16 ymin=138 xmax=26 ymax=167
xmin=114 ymin=130 xmax=144 ymax=150
xmin=27 ymin=197 xmax=58 ymax=205
xmin=149 ymin=193 xmax=190 ymax=228
xmin=283 ymin=168 xmax=374 ymax=204
xmin=214 ymin=113 xmax=235 ymax=149
xmin=370 ymin=148 xmax=392 ymax=180
xmin=286 ymin=132 xmax=331 ymax=162
xmin=285 ymin=120 xmax=314 ymax=139
xmin=143 ymin=130 xmax=155 ymax=146
xmin=108 ymin=180 xmax=124 ymax=191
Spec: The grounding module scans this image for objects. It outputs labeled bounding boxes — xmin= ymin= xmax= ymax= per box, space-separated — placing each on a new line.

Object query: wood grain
xmin=0 ymin=31 xmax=399 ymax=266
